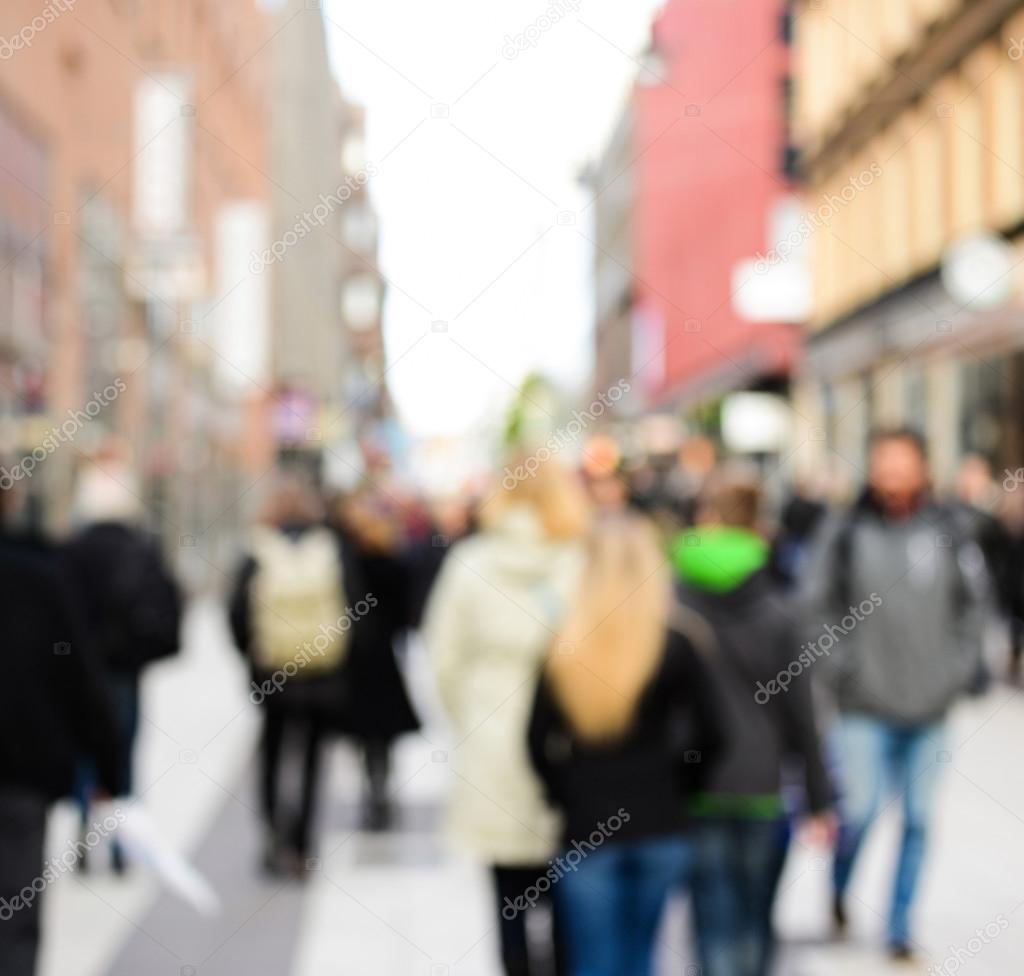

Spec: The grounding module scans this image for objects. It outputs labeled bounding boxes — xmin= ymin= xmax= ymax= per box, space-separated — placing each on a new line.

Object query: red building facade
xmin=629 ymin=0 xmax=799 ymax=408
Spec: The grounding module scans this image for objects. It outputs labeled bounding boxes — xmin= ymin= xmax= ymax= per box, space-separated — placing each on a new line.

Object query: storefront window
xmin=904 ymin=361 xmax=928 ymax=434
xmin=959 ymin=356 xmax=1007 ymax=464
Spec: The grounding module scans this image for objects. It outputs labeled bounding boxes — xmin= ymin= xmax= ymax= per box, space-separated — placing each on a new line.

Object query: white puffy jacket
xmin=424 ymin=506 xmax=584 ymax=866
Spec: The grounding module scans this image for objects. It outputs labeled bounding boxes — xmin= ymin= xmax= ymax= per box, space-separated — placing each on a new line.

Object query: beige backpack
xmin=250 ymin=527 xmax=349 ymax=676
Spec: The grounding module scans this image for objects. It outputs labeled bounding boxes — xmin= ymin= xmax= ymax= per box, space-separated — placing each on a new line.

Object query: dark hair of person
xmin=868 ymin=426 xmax=928 ymax=459
xmin=698 ymin=464 xmax=762 ymax=529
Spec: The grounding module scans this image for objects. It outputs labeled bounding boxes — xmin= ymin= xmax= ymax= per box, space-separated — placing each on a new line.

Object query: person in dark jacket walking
xmin=329 ymin=491 xmax=420 ymax=830
xmin=404 ymin=496 xmax=473 ymax=630
xmin=998 ymin=486 xmax=1024 ymax=681
xmin=769 ymin=483 xmax=828 ymax=592
xmin=230 ymin=473 xmax=359 ymax=875
xmin=528 ymin=514 xmax=726 ymax=976
xmin=63 ymin=462 xmax=182 ymax=874
xmin=0 ymin=490 xmax=120 ymax=976
xmin=803 ymin=429 xmax=985 ymax=960
xmin=949 ymin=454 xmax=1018 ymax=679
xmin=671 ymin=470 xmax=834 ymax=976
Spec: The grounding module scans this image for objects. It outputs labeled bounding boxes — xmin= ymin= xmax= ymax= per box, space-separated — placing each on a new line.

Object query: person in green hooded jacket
xmin=671 ymin=468 xmax=834 ymax=976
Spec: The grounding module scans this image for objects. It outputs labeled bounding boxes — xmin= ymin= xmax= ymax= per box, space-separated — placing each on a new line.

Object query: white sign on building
xmin=133 ymin=72 xmax=194 ymax=237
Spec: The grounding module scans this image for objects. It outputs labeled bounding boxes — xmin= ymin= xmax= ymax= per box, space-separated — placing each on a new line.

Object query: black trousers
xmin=0 ymin=787 xmax=48 ymax=976
xmin=259 ymin=709 xmax=326 ymax=855
xmin=492 ymin=864 xmax=563 ymax=976
xmin=1010 ymin=616 xmax=1024 ymax=669
xmin=362 ymin=738 xmax=391 ymax=803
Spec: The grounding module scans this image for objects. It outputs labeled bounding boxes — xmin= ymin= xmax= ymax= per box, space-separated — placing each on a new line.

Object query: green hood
xmin=671 ymin=526 xmax=768 ymax=593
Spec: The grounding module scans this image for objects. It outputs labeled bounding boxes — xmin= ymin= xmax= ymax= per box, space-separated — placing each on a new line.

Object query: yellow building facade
xmin=792 ymin=0 xmax=1024 ymax=489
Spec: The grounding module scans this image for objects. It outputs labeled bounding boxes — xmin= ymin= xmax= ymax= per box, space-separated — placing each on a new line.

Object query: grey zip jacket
xmin=801 ymin=496 xmax=986 ymax=725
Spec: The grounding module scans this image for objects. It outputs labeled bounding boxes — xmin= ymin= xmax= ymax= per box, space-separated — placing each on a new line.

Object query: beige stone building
xmin=792 ymin=0 xmax=1024 ymax=492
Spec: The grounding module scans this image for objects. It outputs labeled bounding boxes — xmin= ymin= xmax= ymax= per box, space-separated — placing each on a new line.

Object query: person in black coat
xmin=404 ymin=496 xmax=473 ymax=631
xmin=768 ymin=485 xmax=828 ymax=591
xmin=949 ymin=454 xmax=1023 ymax=683
xmin=1004 ymin=525 xmax=1024 ymax=681
xmin=527 ymin=515 xmax=726 ymax=976
xmin=329 ymin=491 xmax=420 ymax=830
xmin=0 ymin=494 xmax=120 ymax=976
xmin=62 ymin=464 xmax=182 ymax=874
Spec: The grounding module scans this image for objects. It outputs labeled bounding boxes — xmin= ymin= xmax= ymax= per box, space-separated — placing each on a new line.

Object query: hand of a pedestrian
xmin=803 ymin=812 xmax=838 ymax=848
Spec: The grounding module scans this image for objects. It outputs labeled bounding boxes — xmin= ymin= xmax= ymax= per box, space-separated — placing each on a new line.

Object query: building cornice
xmin=802 ymin=0 xmax=1023 ymax=183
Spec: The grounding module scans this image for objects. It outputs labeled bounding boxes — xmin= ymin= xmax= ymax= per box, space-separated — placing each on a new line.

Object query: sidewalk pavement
xmin=41 ymin=600 xmax=1024 ymax=975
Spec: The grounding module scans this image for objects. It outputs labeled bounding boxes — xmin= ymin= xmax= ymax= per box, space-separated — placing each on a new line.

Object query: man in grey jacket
xmin=803 ymin=428 xmax=985 ymax=961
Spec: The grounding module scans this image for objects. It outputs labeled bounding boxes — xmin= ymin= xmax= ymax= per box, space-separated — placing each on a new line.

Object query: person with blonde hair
xmin=526 ymin=514 xmax=725 ymax=976
xmin=424 ymin=457 xmax=589 ymax=976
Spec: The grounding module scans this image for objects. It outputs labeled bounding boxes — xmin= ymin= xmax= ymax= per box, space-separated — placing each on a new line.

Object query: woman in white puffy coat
xmin=425 ymin=459 xmax=589 ymax=976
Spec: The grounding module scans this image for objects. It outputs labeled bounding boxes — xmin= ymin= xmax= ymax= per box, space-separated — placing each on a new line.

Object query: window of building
xmin=341 ymin=204 xmax=377 ymax=253
xmin=780 ymin=4 xmax=794 ymax=45
xmin=959 ymin=356 xmax=1007 ymax=463
xmin=880 ymin=122 xmax=912 ymax=284
xmin=949 ymin=66 xmax=986 ymax=237
xmin=904 ymin=361 xmax=928 ymax=433
xmin=987 ymin=36 xmax=1024 ymax=229
xmin=908 ymin=105 xmax=945 ymax=272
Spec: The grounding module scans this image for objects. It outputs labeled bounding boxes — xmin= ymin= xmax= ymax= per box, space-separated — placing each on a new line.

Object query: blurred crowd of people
xmin=420 ymin=428 xmax=1013 ymax=976
xmin=3 ymin=426 xmax=1023 ymax=976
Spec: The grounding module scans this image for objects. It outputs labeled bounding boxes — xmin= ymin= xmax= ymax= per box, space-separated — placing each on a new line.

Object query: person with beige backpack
xmin=230 ymin=471 xmax=363 ymax=877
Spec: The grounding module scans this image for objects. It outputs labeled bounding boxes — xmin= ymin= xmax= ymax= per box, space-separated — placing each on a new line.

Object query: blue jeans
xmin=557 ymin=834 xmax=690 ymax=976
xmin=832 ymin=714 xmax=947 ymax=946
xmin=73 ymin=671 xmax=139 ymax=809
xmin=691 ymin=817 xmax=789 ymax=976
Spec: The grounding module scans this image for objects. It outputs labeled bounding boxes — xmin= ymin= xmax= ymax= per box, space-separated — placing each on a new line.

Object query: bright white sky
xmin=322 ymin=1 xmax=663 ymax=440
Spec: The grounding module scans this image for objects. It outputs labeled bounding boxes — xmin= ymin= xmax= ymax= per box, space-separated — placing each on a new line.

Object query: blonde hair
xmin=545 ymin=514 xmax=670 ymax=741
xmin=480 ymin=456 xmax=590 ymax=541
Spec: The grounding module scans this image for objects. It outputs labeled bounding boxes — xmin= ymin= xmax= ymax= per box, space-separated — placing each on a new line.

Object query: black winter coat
xmin=335 ymin=543 xmax=420 ymax=741
xmin=404 ymin=536 xmax=451 ymax=631
xmin=63 ymin=522 xmax=183 ymax=674
xmin=676 ymin=570 xmax=833 ymax=813
xmin=0 ymin=534 xmax=121 ymax=799
xmin=527 ymin=628 xmax=727 ymax=846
